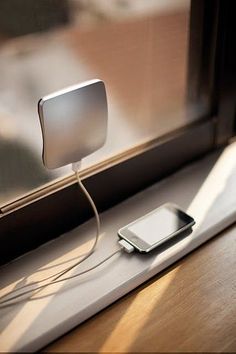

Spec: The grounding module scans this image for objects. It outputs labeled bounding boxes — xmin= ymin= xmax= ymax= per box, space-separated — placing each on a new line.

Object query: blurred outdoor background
xmin=0 ymin=0 xmax=192 ymax=205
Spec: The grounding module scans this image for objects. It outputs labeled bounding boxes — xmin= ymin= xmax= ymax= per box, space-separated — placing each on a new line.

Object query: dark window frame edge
xmin=214 ymin=0 xmax=236 ymax=145
xmin=0 ymin=116 xmax=213 ymax=216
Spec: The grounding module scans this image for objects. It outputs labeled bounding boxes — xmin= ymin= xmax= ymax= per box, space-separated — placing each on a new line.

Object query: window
xmin=0 ymin=0 xmax=235 ymax=264
xmin=1 ymin=0 xmax=191 ymax=205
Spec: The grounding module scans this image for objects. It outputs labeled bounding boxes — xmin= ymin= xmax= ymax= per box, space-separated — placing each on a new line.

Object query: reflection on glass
xmin=0 ymin=0 xmax=191 ymax=206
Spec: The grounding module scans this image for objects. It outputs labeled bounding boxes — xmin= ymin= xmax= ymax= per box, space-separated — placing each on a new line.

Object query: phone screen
xmin=129 ymin=207 xmax=186 ymax=245
xmin=119 ymin=204 xmax=195 ymax=252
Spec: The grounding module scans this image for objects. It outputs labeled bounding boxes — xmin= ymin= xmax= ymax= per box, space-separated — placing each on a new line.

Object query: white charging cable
xmin=0 ymin=163 xmax=134 ymax=308
xmin=52 ymin=161 xmax=101 ymax=281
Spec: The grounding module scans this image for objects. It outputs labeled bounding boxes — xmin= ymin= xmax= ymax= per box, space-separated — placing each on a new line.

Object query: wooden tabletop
xmin=46 ymin=224 xmax=236 ymax=352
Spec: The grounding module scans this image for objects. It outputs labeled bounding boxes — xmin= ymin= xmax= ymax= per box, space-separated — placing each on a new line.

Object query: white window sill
xmin=1 ymin=141 xmax=236 ymax=352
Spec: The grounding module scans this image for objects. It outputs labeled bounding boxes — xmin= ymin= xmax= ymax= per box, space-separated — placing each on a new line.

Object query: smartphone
xmin=118 ymin=203 xmax=195 ymax=253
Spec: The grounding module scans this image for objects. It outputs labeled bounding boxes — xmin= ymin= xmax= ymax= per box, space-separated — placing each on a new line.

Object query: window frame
xmin=0 ymin=0 xmax=234 ymax=265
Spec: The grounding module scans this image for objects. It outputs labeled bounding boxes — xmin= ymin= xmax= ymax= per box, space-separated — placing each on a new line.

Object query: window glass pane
xmin=0 ymin=0 xmax=194 ymax=205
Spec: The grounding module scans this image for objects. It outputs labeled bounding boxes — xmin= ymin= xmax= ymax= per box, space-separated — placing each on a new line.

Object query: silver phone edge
xmin=118 ymin=219 xmax=195 ymax=253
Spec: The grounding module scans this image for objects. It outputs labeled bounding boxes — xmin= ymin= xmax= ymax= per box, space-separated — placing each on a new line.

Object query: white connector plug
xmin=118 ymin=239 xmax=135 ymax=254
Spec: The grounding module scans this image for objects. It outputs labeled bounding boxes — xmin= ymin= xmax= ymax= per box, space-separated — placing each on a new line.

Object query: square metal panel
xmin=38 ymin=79 xmax=107 ymax=169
